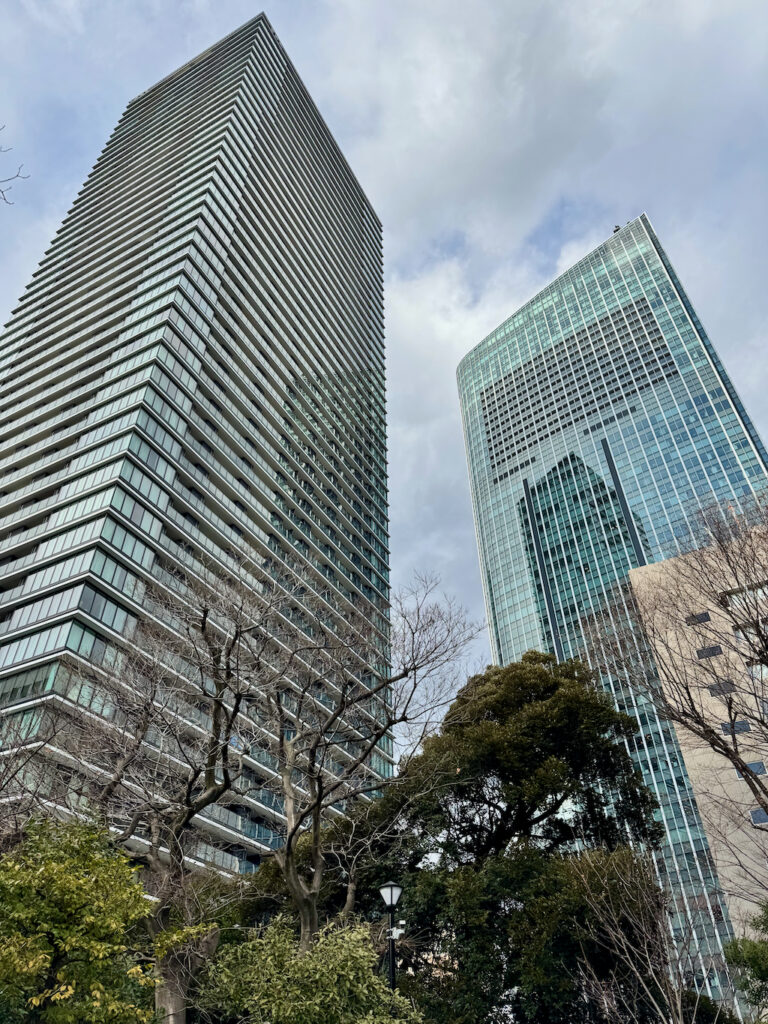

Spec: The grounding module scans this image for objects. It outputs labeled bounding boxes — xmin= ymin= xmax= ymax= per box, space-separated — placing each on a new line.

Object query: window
xmin=101 ymin=518 xmax=155 ymax=570
xmin=78 ymin=586 xmax=132 ymax=634
xmin=3 ymin=586 xmax=81 ymax=634
xmin=697 ymin=645 xmax=723 ymax=659
xmin=0 ymin=623 xmax=70 ymax=669
xmin=37 ymin=517 xmax=105 ymax=560
xmin=708 ymin=680 xmax=736 ymax=696
xmin=18 ymin=551 xmax=92 ymax=597
xmin=66 ymin=622 xmax=120 ymax=668
xmin=111 ymin=488 xmax=162 ymax=540
xmin=0 ymin=663 xmax=57 ymax=705
xmin=91 ymin=550 xmax=142 ymax=600
xmin=49 ymin=488 xmax=114 ymax=529
xmin=686 ymin=611 xmax=711 ymax=625
xmin=721 ymin=720 xmax=750 ymax=734
xmin=749 ymin=808 xmax=768 ymax=826
xmin=737 ymin=761 xmax=766 ymax=778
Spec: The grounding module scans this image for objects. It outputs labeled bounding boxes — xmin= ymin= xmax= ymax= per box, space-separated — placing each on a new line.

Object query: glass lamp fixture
xmin=379 ymin=881 xmax=403 ymax=910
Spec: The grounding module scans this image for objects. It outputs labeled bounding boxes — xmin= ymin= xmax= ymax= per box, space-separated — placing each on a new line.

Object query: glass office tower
xmin=458 ymin=214 xmax=768 ymax=996
xmin=0 ymin=15 xmax=388 ymax=872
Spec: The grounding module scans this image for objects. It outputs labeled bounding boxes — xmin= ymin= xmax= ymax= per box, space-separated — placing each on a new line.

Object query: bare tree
xmin=25 ymin=555 xmax=478 ymax=1021
xmin=573 ymin=848 xmax=735 ymax=1024
xmin=322 ymin=760 xmax=456 ymax=923
xmin=0 ymin=698 xmax=67 ymax=849
xmin=0 ymin=125 xmax=27 ymax=205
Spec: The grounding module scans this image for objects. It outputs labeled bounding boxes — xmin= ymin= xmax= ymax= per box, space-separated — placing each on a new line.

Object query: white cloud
xmin=19 ymin=0 xmax=90 ymax=34
xmin=2 ymin=0 xmax=768 ymax=670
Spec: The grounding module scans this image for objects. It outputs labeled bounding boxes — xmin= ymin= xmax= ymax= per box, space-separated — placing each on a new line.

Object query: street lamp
xmin=379 ymin=881 xmax=403 ymax=990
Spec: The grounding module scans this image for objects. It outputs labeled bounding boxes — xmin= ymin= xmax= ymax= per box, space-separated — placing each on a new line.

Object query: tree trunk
xmin=297 ymin=893 xmax=319 ymax=952
xmin=340 ymin=876 xmax=357 ymax=921
xmin=277 ymin=841 xmax=321 ymax=951
xmin=155 ymin=960 xmax=188 ymax=1024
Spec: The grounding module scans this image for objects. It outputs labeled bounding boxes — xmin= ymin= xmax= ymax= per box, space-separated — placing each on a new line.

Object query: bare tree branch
xmin=573 ymin=848 xmax=734 ymax=1023
xmin=0 ymin=125 xmax=28 ymax=205
xmin=9 ymin=550 xmax=480 ymax=971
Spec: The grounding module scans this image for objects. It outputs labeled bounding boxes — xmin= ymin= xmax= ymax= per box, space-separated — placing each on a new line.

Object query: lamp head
xmin=379 ymin=881 xmax=403 ymax=909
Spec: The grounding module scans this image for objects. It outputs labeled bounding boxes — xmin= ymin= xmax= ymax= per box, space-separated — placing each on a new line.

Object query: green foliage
xmin=154 ymin=922 xmax=218 ymax=961
xmin=726 ymin=903 xmax=768 ymax=1018
xmin=199 ymin=918 xmax=422 ymax=1024
xmin=347 ymin=654 xmax=662 ymax=1023
xmin=0 ymin=819 xmax=154 ymax=1023
xmin=399 ymin=652 xmax=660 ymax=860
xmin=394 ymin=848 xmax=644 ymax=1024
xmin=680 ymin=990 xmax=740 ymax=1024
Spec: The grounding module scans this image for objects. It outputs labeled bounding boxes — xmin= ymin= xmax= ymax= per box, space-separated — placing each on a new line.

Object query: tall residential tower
xmin=0 ymin=15 xmax=388 ymax=872
xmin=458 ymin=214 xmax=768 ymax=996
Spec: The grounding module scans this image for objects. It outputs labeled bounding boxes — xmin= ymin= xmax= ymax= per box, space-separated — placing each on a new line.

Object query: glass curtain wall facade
xmin=458 ymin=214 xmax=768 ymax=997
xmin=0 ymin=15 xmax=388 ymax=873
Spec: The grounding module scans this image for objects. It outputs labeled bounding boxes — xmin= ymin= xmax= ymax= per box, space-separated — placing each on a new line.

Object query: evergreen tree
xmin=0 ymin=820 xmax=154 ymax=1023
xmin=349 ymin=653 xmax=662 ymax=1023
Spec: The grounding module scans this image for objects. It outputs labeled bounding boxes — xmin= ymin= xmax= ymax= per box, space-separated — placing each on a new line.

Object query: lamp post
xmin=379 ymin=881 xmax=403 ymax=990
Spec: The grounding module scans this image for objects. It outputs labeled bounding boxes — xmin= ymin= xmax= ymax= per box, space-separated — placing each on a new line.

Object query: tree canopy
xmin=393 ymin=651 xmax=660 ymax=861
xmin=199 ymin=918 xmax=422 ymax=1024
xmin=0 ymin=820 xmax=154 ymax=1024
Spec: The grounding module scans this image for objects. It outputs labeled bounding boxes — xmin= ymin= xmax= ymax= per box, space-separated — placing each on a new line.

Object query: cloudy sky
xmin=2 ymin=0 xmax=768 ymax=668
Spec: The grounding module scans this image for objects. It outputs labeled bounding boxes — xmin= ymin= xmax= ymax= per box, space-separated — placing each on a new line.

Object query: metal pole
xmin=388 ymin=907 xmax=396 ymax=989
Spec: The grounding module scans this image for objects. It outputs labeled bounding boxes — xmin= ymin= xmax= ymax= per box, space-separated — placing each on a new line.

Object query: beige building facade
xmin=630 ymin=545 xmax=768 ymax=938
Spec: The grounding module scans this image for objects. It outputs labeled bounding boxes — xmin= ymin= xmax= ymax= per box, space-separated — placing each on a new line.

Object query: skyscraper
xmin=457 ymin=214 xmax=768 ymax=995
xmin=0 ymin=15 xmax=388 ymax=872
